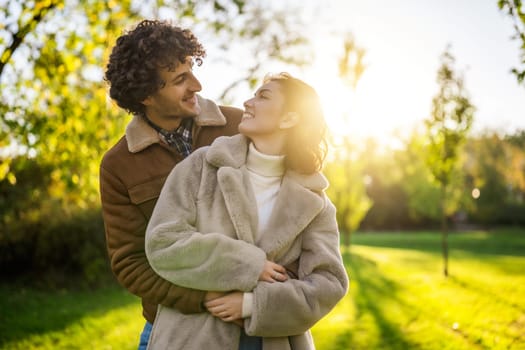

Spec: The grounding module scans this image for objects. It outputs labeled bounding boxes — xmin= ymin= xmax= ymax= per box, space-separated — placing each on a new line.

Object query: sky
xmin=197 ymin=0 xmax=524 ymax=142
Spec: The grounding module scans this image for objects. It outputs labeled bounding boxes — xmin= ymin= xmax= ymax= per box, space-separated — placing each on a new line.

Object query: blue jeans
xmin=138 ymin=321 xmax=261 ymax=349
xmin=239 ymin=328 xmax=262 ymax=350
xmin=138 ymin=321 xmax=152 ymax=350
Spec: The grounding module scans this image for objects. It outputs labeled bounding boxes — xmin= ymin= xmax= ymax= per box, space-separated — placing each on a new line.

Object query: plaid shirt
xmin=144 ymin=116 xmax=193 ymax=157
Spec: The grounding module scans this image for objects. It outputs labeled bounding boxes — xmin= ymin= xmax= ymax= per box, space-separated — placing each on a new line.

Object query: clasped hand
xmin=204 ymin=260 xmax=288 ymax=327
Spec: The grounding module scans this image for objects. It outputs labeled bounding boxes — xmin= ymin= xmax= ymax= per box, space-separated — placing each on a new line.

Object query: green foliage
xmin=394 ymin=131 xmax=442 ymax=222
xmin=463 ymin=132 xmax=525 ymax=226
xmin=356 ymin=139 xmax=414 ymax=230
xmin=338 ymin=33 xmax=366 ymax=90
xmin=498 ymin=0 xmax=525 ymax=85
xmin=0 ymin=207 xmax=111 ymax=288
xmin=324 ymin=137 xmax=372 ymax=245
xmin=425 ymin=48 xmax=474 ymax=192
xmin=1 ymin=0 xmax=138 ymax=211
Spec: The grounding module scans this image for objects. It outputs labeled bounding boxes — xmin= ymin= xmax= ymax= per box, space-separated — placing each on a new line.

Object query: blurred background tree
xmin=424 ymin=47 xmax=475 ymax=276
xmin=324 ymin=33 xmax=371 ymax=250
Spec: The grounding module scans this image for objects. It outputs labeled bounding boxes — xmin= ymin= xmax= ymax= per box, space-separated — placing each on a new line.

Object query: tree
xmin=324 ymin=33 xmax=371 ymax=250
xmin=424 ymin=48 xmax=475 ymax=277
xmin=498 ymin=0 xmax=525 ymax=85
xmin=324 ymin=140 xmax=372 ymax=249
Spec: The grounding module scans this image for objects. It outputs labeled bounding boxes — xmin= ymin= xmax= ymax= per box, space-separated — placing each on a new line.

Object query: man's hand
xmin=205 ymin=291 xmax=244 ymax=323
xmin=204 ymin=291 xmax=227 ymax=302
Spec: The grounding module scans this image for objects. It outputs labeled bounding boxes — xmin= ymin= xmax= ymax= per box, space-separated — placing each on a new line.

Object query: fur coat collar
xmin=206 ymin=134 xmax=329 ymax=260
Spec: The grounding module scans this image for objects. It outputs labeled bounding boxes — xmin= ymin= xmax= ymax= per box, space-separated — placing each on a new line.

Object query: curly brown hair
xmin=104 ymin=19 xmax=206 ymax=115
xmin=264 ymin=72 xmax=328 ymax=174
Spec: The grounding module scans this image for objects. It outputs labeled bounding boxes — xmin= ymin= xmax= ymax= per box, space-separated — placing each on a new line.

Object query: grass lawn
xmin=1 ymin=229 xmax=524 ymax=349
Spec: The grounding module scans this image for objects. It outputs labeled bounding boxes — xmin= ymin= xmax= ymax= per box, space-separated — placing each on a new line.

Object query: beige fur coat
xmin=145 ymin=134 xmax=348 ymax=350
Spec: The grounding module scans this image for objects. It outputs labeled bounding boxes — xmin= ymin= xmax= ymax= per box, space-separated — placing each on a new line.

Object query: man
xmin=100 ymin=19 xmax=241 ymax=349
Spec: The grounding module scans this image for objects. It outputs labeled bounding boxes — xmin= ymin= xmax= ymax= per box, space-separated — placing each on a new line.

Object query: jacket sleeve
xmin=244 ymin=198 xmax=349 ymax=337
xmin=100 ymin=162 xmax=206 ymax=314
xmin=145 ymin=149 xmax=267 ymax=292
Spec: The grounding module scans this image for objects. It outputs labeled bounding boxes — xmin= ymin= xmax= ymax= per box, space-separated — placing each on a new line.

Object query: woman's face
xmin=239 ymin=81 xmax=287 ymax=138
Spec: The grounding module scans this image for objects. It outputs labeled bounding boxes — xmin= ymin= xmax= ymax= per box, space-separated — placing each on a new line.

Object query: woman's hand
xmin=205 ymin=291 xmax=244 ymax=324
xmin=258 ymin=260 xmax=288 ymax=283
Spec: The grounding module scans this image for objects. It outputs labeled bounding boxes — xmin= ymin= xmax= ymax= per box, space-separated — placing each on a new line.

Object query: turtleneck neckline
xmin=246 ymin=142 xmax=285 ymax=177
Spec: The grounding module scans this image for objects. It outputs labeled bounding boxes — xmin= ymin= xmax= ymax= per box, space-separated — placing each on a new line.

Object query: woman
xmin=145 ymin=72 xmax=348 ymax=350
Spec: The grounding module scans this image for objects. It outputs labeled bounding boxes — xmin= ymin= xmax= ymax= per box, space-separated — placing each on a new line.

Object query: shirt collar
xmin=125 ymin=95 xmax=227 ymax=153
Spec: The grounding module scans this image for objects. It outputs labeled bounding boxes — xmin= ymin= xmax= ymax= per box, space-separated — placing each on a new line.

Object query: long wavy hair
xmin=264 ymin=72 xmax=328 ymax=174
xmin=104 ymin=20 xmax=206 ymax=115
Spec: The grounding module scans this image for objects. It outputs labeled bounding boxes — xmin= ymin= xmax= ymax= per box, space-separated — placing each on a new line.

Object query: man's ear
xmin=142 ymin=96 xmax=152 ymax=106
xmin=279 ymin=112 xmax=300 ymax=129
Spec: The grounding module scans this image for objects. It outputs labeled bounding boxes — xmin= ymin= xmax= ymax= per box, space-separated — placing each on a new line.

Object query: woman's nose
xmin=243 ymin=98 xmax=253 ymax=108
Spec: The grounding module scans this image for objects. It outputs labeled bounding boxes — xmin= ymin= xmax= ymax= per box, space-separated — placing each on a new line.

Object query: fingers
xmin=204 ymin=298 xmax=222 ymax=308
xmin=258 ymin=260 xmax=290 ymax=282
xmin=261 ymin=261 xmax=288 ymax=283
xmin=270 ymin=262 xmax=288 ymax=282
xmin=206 ymin=304 xmax=241 ymax=323
xmin=206 ymin=304 xmax=228 ymax=318
xmin=204 ymin=291 xmax=226 ymax=302
xmin=273 ymin=263 xmax=287 ymax=274
xmin=271 ymin=271 xmax=287 ymax=282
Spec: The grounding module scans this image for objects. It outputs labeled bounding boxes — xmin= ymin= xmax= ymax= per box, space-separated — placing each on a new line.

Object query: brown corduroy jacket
xmin=99 ymin=96 xmax=242 ymax=323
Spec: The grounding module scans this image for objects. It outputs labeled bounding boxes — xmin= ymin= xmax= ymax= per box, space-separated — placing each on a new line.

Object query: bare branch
xmin=0 ymin=1 xmax=59 ymax=77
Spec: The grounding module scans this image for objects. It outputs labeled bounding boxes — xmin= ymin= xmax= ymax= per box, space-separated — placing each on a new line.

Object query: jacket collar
xmin=206 ymin=134 xmax=329 ymax=192
xmin=125 ymin=95 xmax=227 ymax=153
xmin=208 ymin=134 xmax=330 ymax=260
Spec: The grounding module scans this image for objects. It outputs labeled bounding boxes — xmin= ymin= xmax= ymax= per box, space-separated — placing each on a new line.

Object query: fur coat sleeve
xmin=145 ymin=147 xmax=267 ymax=292
xmin=244 ymin=197 xmax=349 ymax=337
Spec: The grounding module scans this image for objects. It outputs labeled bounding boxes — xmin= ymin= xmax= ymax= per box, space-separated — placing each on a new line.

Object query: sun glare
xmin=305 ymin=46 xmax=431 ymax=149
xmin=309 ymin=67 xmax=402 ymax=146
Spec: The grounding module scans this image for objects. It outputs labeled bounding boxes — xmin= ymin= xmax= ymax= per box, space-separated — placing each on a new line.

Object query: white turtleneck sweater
xmin=246 ymin=142 xmax=286 ymax=238
xmin=242 ymin=142 xmax=285 ymax=318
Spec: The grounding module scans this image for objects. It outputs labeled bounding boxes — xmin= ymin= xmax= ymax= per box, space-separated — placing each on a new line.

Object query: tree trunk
xmin=441 ymin=185 xmax=449 ymax=277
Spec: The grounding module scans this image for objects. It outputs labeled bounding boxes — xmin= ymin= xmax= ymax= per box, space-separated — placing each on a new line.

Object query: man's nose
xmin=189 ymin=74 xmax=202 ymax=92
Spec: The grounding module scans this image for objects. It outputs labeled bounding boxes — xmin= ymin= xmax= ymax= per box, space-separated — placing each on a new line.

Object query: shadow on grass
xmin=333 ymin=252 xmax=419 ymax=350
xmin=0 ymin=282 xmax=139 ymax=346
xmin=448 ymin=275 xmax=525 ymax=314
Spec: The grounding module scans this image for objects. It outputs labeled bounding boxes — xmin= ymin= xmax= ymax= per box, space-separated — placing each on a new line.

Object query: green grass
xmin=312 ymin=229 xmax=525 ymax=350
xmin=1 ymin=229 xmax=524 ymax=349
xmin=0 ymin=285 xmax=143 ymax=349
